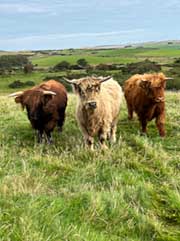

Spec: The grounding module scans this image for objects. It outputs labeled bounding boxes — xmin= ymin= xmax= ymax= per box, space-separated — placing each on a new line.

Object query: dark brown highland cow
xmin=124 ymin=73 xmax=172 ymax=137
xmin=9 ymin=80 xmax=67 ymax=143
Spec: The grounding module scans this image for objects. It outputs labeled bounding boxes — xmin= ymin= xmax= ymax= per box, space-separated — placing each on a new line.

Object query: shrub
xmin=122 ymin=59 xmax=161 ymax=74
xmin=53 ymin=61 xmax=70 ymax=71
xmin=70 ymin=64 xmax=84 ymax=70
xmin=8 ymin=80 xmax=35 ymax=89
xmin=112 ymin=72 xmax=129 ymax=86
xmin=25 ymin=81 xmax=35 ymax=87
xmin=0 ymin=55 xmax=28 ymax=70
xmin=76 ymin=58 xmax=88 ymax=68
xmin=24 ymin=63 xmax=34 ymax=74
xmin=8 ymin=80 xmax=25 ymax=88
xmin=43 ymin=76 xmax=73 ymax=92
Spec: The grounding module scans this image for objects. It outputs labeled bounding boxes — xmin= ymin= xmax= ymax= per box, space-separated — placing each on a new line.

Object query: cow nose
xmin=30 ymin=114 xmax=38 ymax=120
xmin=88 ymin=102 xmax=97 ymax=109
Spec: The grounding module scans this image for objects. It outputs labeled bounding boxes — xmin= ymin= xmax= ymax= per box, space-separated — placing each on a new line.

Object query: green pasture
xmin=0 ymin=42 xmax=180 ymax=240
xmin=0 ymin=92 xmax=179 ymax=241
xmin=32 ymin=55 xmax=137 ymax=67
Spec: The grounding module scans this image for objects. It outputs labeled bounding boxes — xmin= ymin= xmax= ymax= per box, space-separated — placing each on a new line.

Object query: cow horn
xmin=64 ymin=77 xmax=77 ymax=84
xmin=99 ymin=76 xmax=111 ymax=83
xmin=92 ymin=75 xmax=97 ymax=80
xmin=165 ymin=77 xmax=173 ymax=80
xmin=8 ymin=91 xmax=24 ymax=97
xmin=43 ymin=91 xmax=56 ymax=95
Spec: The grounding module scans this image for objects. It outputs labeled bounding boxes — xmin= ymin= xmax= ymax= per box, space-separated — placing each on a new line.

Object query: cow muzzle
xmin=86 ymin=101 xmax=97 ymax=109
xmin=155 ymin=97 xmax=165 ymax=103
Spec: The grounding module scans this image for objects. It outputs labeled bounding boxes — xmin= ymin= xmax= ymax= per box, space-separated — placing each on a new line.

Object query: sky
xmin=0 ymin=0 xmax=179 ymax=50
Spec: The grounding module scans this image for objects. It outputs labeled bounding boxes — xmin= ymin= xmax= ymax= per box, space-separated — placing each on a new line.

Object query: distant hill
xmin=86 ymin=40 xmax=180 ymax=50
xmin=1 ymin=40 xmax=180 ymax=54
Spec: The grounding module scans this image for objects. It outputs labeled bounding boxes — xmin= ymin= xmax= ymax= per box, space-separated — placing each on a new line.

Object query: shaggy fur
xmin=124 ymin=73 xmax=167 ymax=136
xmin=13 ymin=80 xmax=67 ymax=143
xmin=72 ymin=76 xmax=123 ymax=149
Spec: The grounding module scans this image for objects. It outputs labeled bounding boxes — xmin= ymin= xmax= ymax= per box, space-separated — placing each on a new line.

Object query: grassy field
xmin=0 ymin=91 xmax=180 ymax=241
xmin=0 ymin=42 xmax=180 ymax=240
xmin=0 ymin=72 xmax=46 ymax=94
xmin=31 ymin=44 xmax=180 ymax=68
xmin=32 ymin=55 xmax=137 ymax=67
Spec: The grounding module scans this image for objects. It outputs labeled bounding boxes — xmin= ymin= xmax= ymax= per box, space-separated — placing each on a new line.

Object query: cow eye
xmin=78 ymin=87 xmax=85 ymax=96
xmin=87 ymin=87 xmax=92 ymax=92
xmin=95 ymin=86 xmax=100 ymax=92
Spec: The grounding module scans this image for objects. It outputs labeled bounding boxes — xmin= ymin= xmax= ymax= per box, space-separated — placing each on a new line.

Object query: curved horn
xmin=8 ymin=91 xmax=24 ymax=97
xmin=92 ymin=75 xmax=98 ymax=79
xmin=99 ymin=76 xmax=111 ymax=83
xmin=165 ymin=77 xmax=173 ymax=80
xmin=43 ymin=90 xmax=56 ymax=96
xmin=63 ymin=77 xmax=77 ymax=84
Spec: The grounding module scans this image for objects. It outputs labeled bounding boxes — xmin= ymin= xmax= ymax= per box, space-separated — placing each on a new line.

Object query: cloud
xmin=0 ymin=2 xmax=55 ymax=14
xmin=0 ymin=29 xmax=145 ymax=50
xmin=1 ymin=29 xmax=145 ymax=41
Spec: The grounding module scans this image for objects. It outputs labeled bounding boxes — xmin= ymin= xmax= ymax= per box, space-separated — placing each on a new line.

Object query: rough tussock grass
xmin=0 ymin=92 xmax=180 ymax=241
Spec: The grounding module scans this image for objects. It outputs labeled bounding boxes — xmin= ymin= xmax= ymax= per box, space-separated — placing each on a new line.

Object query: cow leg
xmin=98 ymin=127 xmax=108 ymax=149
xmin=127 ymin=104 xmax=133 ymax=120
xmin=57 ymin=109 xmax=65 ymax=133
xmin=45 ymin=131 xmax=53 ymax=144
xmin=85 ymin=136 xmax=94 ymax=150
xmin=140 ymin=119 xmax=147 ymax=135
xmin=110 ymin=125 xmax=117 ymax=143
xmin=37 ymin=130 xmax=43 ymax=143
xmin=156 ymin=115 xmax=165 ymax=137
xmin=110 ymin=120 xmax=118 ymax=143
xmin=79 ymin=123 xmax=94 ymax=150
xmin=99 ymin=134 xmax=108 ymax=149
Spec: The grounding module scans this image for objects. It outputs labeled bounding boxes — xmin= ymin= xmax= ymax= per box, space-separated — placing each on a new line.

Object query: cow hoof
xmin=47 ymin=138 xmax=53 ymax=144
xmin=58 ymin=126 xmax=62 ymax=133
xmin=101 ymin=144 xmax=108 ymax=150
xmin=140 ymin=132 xmax=147 ymax=137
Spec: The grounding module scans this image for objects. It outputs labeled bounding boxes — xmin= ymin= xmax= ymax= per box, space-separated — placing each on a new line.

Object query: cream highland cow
xmin=65 ymin=76 xmax=123 ymax=150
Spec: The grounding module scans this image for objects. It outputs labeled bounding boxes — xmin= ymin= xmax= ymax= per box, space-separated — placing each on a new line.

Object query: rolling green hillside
xmin=32 ymin=55 xmax=137 ymax=67
xmin=30 ymin=42 xmax=180 ymax=67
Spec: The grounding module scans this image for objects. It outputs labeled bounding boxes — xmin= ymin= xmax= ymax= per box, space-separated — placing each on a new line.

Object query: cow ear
xmin=72 ymin=83 xmax=79 ymax=91
xmin=43 ymin=94 xmax=53 ymax=105
xmin=139 ymin=80 xmax=151 ymax=89
xmin=15 ymin=95 xmax=25 ymax=109
xmin=42 ymin=91 xmax=56 ymax=105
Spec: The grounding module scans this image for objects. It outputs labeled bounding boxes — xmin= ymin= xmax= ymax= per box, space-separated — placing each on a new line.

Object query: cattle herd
xmin=9 ymin=72 xmax=171 ymax=148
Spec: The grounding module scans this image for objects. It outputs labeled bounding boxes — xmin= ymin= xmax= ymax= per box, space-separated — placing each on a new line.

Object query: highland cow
xmin=124 ymin=73 xmax=172 ymax=137
xmin=65 ymin=76 xmax=123 ymax=149
xmin=9 ymin=80 xmax=67 ymax=143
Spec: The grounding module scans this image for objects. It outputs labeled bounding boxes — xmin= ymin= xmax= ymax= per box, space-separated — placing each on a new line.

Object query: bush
xmin=53 ymin=61 xmax=70 ymax=71
xmin=43 ymin=76 xmax=73 ymax=92
xmin=25 ymin=81 xmax=35 ymax=87
xmin=112 ymin=72 xmax=129 ymax=86
xmin=166 ymin=77 xmax=180 ymax=90
xmin=8 ymin=80 xmax=35 ymax=89
xmin=174 ymin=58 xmax=180 ymax=64
xmin=122 ymin=59 xmax=161 ymax=74
xmin=24 ymin=63 xmax=34 ymax=74
xmin=70 ymin=64 xmax=84 ymax=70
xmin=76 ymin=58 xmax=88 ymax=68
xmin=0 ymin=55 xmax=28 ymax=70
xmin=8 ymin=80 xmax=25 ymax=88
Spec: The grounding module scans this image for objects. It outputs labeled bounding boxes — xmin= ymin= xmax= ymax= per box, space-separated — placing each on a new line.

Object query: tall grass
xmin=0 ymin=92 xmax=179 ymax=241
